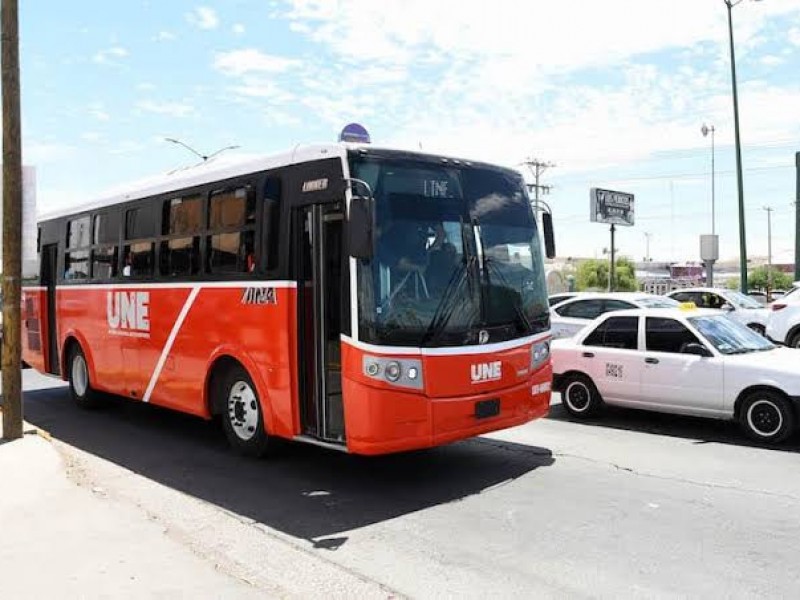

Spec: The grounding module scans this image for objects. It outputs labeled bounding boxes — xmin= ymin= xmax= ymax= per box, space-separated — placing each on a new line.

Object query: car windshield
xmin=726 ymin=290 xmax=762 ymax=309
xmin=636 ymin=296 xmax=679 ymax=309
xmin=351 ymin=154 xmax=549 ymax=347
xmin=688 ymin=315 xmax=777 ymax=355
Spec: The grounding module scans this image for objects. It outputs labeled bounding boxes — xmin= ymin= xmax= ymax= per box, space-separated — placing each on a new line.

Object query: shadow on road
xmin=548 ymin=396 xmax=800 ymax=453
xmin=23 ymin=386 xmax=554 ymax=548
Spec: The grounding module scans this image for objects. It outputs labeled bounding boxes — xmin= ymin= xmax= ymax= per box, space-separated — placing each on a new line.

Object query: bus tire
xmin=67 ymin=344 xmax=102 ymax=409
xmin=219 ymin=364 xmax=271 ymax=457
xmin=561 ymin=373 xmax=603 ymax=419
xmin=739 ymin=390 xmax=795 ymax=444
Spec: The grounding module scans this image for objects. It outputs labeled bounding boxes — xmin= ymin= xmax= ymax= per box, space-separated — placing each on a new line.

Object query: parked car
xmin=552 ymin=307 xmax=799 ymax=443
xmin=550 ymin=292 xmax=679 ymax=339
xmin=666 ymin=287 xmax=769 ymax=335
xmin=747 ymin=290 xmax=768 ymax=305
xmin=766 ymin=286 xmax=800 ymax=347
xmin=548 ymin=292 xmax=580 ymax=307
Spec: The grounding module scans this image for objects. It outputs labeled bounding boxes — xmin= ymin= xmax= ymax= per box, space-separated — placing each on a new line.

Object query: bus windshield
xmin=350 ymin=153 xmax=550 ymax=347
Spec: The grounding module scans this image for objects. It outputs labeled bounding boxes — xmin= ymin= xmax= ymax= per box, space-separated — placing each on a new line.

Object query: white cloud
xmin=760 ymin=54 xmax=784 ymax=66
xmin=154 ymin=31 xmax=177 ymax=42
xmin=137 ymin=82 xmax=157 ymax=92
xmin=232 ymin=23 xmax=246 ymax=35
xmin=186 ymin=7 xmax=219 ymax=30
xmin=24 ymin=141 xmax=76 ymax=164
xmin=81 ymin=132 xmax=103 ymax=143
xmin=137 ymin=100 xmax=197 ymax=118
xmin=790 ymin=27 xmax=800 ymax=46
xmin=88 ymin=103 xmax=110 ymax=121
xmin=213 ymin=49 xmax=300 ymax=75
xmin=92 ymin=46 xmax=128 ymax=65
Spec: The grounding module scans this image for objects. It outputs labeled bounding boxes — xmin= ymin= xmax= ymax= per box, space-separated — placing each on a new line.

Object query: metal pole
xmin=795 ymin=151 xmax=800 ymax=281
xmin=765 ymin=206 xmax=773 ymax=300
xmin=2 ymin=0 xmax=24 ymax=440
xmin=726 ymin=0 xmax=748 ymax=294
xmin=609 ymin=224 xmax=616 ymax=292
xmin=711 ymin=126 xmax=716 ymax=235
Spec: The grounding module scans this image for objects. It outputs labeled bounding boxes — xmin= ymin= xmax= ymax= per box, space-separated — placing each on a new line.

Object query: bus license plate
xmin=475 ymin=399 xmax=500 ymax=419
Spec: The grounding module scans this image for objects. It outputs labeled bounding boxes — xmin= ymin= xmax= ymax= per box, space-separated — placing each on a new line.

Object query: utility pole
xmin=764 ymin=206 xmax=773 ymax=300
xmin=522 ymin=157 xmax=554 ymax=213
xmin=725 ymin=0 xmax=749 ymax=294
xmin=644 ymin=232 xmax=652 ymax=263
xmin=2 ymin=0 xmax=24 ymax=440
xmin=795 ymin=151 xmax=799 ymax=281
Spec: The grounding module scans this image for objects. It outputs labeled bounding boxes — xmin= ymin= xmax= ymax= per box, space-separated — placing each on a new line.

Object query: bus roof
xmin=39 ymin=143 xmax=522 ymax=223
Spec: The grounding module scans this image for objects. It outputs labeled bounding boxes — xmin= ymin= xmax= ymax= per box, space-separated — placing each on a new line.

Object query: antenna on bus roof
xmin=165 ymin=137 xmax=240 ymax=162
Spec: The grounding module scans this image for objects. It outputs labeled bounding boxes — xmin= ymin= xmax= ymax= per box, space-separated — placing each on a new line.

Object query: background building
xmin=0 ymin=165 xmax=38 ymax=278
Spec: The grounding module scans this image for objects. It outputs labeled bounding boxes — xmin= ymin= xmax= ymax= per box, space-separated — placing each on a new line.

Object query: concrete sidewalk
xmin=0 ymin=416 xmax=264 ymax=599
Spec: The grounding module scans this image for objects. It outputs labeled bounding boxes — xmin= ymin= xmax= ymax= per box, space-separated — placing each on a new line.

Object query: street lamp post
xmin=724 ymin=0 xmax=760 ymax=294
xmin=701 ymin=123 xmax=718 ymax=287
xmin=701 ymin=124 xmax=716 ymax=235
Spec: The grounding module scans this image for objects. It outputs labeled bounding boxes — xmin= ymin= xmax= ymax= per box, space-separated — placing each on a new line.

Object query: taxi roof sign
xmin=678 ymin=302 xmax=697 ymax=311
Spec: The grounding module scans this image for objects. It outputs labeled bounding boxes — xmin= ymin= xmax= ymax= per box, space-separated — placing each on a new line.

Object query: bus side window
xmin=263 ymin=177 xmax=281 ymax=272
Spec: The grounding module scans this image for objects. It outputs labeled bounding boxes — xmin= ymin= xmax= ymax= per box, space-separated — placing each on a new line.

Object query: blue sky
xmin=18 ymin=0 xmax=800 ymax=263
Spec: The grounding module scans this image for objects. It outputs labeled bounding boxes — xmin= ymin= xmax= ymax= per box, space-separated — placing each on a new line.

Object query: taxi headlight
xmin=531 ymin=340 xmax=550 ymax=369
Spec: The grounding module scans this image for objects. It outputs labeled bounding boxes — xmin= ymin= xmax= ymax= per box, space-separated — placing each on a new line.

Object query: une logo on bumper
xmin=471 ymin=361 xmax=502 ymax=384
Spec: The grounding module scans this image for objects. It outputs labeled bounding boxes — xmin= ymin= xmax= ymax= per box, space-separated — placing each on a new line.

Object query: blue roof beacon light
xmin=339 ymin=123 xmax=371 ymax=144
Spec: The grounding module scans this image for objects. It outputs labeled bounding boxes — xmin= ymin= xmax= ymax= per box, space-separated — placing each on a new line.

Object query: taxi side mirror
xmin=681 ymin=342 xmax=712 ymax=357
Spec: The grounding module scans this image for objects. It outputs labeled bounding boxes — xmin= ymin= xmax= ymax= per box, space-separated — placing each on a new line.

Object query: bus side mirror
xmin=542 ymin=212 xmax=556 ymax=259
xmin=348 ymin=196 xmax=373 ymax=259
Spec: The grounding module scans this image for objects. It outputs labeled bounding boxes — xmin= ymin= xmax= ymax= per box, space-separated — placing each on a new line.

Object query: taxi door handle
xmin=645 ymin=357 xmax=659 ymax=364
xmin=582 ymin=352 xmax=595 ymax=358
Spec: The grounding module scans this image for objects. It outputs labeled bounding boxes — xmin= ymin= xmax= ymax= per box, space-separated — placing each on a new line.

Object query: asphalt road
xmin=17 ymin=371 xmax=800 ymax=599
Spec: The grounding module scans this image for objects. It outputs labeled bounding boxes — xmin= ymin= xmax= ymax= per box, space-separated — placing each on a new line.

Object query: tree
xmin=575 ymin=257 xmax=638 ymax=292
xmin=748 ymin=266 xmax=792 ymax=291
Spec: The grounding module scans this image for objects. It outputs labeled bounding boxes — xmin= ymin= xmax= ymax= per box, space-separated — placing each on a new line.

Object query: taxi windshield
xmin=688 ymin=315 xmax=776 ymax=354
xmin=725 ymin=290 xmax=762 ymax=309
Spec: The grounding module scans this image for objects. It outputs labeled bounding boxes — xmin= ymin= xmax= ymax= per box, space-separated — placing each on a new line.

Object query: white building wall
xmin=0 ymin=165 xmax=38 ymax=278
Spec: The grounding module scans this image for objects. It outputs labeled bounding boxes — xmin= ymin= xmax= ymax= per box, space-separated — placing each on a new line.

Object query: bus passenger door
xmin=295 ymin=203 xmax=345 ymax=444
xmin=41 ymin=244 xmax=60 ymax=375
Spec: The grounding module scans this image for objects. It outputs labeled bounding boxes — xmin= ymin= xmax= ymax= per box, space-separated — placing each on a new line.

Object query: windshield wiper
xmin=420 ymin=255 xmax=474 ymax=346
xmin=472 ymin=215 xmax=533 ymax=333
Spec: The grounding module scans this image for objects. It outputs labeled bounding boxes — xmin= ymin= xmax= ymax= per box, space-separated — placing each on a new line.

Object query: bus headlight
xmin=385 ymin=361 xmax=402 ymax=382
xmin=531 ymin=340 xmax=550 ymax=369
xmin=363 ymin=356 xmax=423 ymax=390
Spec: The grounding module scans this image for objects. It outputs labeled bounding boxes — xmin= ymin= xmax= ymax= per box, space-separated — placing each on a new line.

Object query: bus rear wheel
xmin=219 ymin=365 xmax=271 ymax=457
xmin=67 ymin=344 xmax=102 ymax=409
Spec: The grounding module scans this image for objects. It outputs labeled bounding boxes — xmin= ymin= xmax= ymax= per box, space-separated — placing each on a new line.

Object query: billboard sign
xmin=590 ymin=188 xmax=634 ymax=226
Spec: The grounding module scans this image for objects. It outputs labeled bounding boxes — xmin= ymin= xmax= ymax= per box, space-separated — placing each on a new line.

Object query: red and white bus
xmin=22 ymin=144 xmax=554 ymax=456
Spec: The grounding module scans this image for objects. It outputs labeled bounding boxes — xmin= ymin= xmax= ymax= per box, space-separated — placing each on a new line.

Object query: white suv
xmin=766 ymin=285 xmax=800 ymax=347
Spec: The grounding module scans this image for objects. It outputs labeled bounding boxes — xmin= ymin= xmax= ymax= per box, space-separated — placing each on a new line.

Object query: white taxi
xmin=552 ymin=307 xmax=800 ymax=443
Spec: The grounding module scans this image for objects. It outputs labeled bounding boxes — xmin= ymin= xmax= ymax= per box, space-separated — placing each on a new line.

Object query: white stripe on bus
xmin=340 ymin=331 xmax=551 ymax=357
xmin=143 ymin=287 xmax=201 ymax=403
xmin=54 ymin=280 xmax=298 ymax=291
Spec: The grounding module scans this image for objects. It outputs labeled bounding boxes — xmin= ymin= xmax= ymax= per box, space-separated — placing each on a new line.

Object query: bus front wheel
xmin=67 ymin=344 xmax=102 ymax=409
xmin=219 ymin=365 xmax=271 ymax=457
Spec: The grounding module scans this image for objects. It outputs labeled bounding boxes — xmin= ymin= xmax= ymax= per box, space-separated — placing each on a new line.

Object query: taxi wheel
xmin=67 ymin=344 xmax=103 ymax=409
xmin=740 ymin=391 xmax=795 ymax=444
xmin=561 ymin=373 xmax=603 ymax=418
xmin=219 ymin=365 xmax=271 ymax=457
xmin=788 ymin=332 xmax=800 ymax=349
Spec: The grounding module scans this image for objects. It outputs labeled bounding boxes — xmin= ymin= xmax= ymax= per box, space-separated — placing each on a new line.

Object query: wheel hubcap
xmin=72 ymin=354 xmax=88 ymax=397
xmin=747 ymin=399 xmax=783 ymax=437
xmin=228 ymin=380 xmax=259 ymax=441
xmin=565 ymin=381 xmax=591 ymax=412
